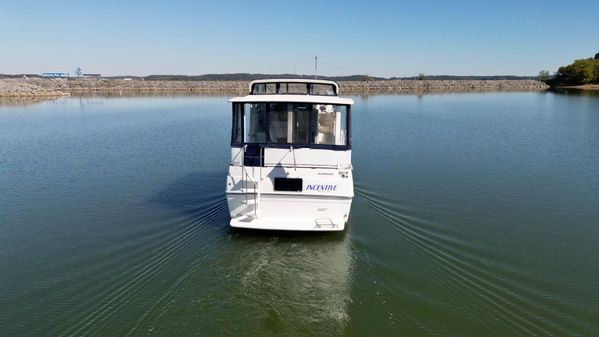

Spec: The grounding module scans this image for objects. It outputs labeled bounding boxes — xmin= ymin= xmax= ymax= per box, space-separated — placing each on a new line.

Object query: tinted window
xmin=292 ymin=104 xmax=311 ymax=144
xmin=274 ymin=178 xmax=303 ymax=192
xmin=232 ymin=103 xmax=243 ymax=144
xmin=268 ymin=103 xmax=289 ymax=144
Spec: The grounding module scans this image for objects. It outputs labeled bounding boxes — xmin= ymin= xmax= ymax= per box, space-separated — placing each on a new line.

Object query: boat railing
xmin=240 ymin=145 xmax=262 ymax=218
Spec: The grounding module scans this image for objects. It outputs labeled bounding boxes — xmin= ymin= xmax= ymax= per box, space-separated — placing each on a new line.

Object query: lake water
xmin=1 ymin=91 xmax=598 ymax=336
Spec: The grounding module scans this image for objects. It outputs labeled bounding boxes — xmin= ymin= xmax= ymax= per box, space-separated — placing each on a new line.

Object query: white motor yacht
xmin=226 ymin=79 xmax=354 ymax=231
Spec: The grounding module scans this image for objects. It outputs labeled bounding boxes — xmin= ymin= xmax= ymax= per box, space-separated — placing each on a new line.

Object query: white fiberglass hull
xmin=225 ymin=162 xmax=353 ymax=231
xmin=226 ymin=193 xmax=352 ymax=231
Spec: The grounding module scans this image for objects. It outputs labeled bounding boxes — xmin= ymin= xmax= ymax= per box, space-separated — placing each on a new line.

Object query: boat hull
xmin=226 ymin=192 xmax=352 ymax=231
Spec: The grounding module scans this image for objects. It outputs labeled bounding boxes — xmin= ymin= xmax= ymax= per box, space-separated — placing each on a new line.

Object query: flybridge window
xmin=287 ymin=83 xmax=308 ymax=94
xmin=266 ymin=83 xmax=277 ymax=94
xmin=252 ymin=84 xmax=265 ymax=94
xmin=310 ymin=84 xmax=336 ymax=96
xmin=252 ymin=83 xmax=277 ymax=94
xmin=250 ymin=82 xmax=337 ymax=96
xmin=233 ymin=103 xmax=349 ymax=148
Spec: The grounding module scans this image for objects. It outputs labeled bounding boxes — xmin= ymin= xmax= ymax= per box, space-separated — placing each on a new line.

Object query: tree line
xmin=542 ymin=52 xmax=599 ymax=85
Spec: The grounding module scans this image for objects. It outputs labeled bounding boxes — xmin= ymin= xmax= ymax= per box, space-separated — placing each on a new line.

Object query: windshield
xmin=232 ymin=103 xmax=349 ymax=148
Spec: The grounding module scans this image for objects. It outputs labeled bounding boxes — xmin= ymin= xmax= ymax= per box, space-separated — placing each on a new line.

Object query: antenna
xmin=314 ymin=54 xmax=318 ymax=79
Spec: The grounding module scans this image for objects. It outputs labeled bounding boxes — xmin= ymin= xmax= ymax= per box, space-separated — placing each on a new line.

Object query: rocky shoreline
xmin=0 ymin=78 xmax=549 ymax=98
xmin=340 ymin=79 xmax=548 ymax=92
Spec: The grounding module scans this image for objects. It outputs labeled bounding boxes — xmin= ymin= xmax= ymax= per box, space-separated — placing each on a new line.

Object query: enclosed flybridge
xmin=226 ymin=79 xmax=354 ymax=231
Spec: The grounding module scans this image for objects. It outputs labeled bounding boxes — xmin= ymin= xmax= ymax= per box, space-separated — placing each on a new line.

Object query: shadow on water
xmin=39 ymin=173 xmax=233 ymax=336
xmin=150 ymin=171 xmax=228 ymax=219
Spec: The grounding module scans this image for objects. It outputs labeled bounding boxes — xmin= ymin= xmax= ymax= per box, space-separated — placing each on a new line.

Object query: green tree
xmin=538 ymin=70 xmax=550 ymax=82
xmin=595 ymin=52 xmax=599 ymax=60
xmin=418 ymin=73 xmax=425 ymax=80
xmin=555 ymin=58 xmax=599 ymax=84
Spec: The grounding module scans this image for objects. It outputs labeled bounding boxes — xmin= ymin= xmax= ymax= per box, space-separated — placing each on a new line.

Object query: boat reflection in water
xmin=170 ymin=231 xmax=354 ymax=336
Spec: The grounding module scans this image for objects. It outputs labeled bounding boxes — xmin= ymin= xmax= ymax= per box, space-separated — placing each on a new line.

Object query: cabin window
xmin=232 ymin=103 xmax=243 ymax=144
xmin=311 ymin=105 xmax=348 ymax=145
xmin=267 ymin=103 xmax=310 ymax=144
xmin=245 ymin=103 xmax=267 ymax=143
xmin=293 ymin=104 xmax=311 ymax=143
xmin=268 ymin=103 xmax=288 ymax=144
xmin=236 ymin=102 xmax=349 ymax=148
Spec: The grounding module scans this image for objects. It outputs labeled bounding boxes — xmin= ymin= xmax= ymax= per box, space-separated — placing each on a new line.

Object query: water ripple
xmin=352 ymin=185 xmax=597 ymax=336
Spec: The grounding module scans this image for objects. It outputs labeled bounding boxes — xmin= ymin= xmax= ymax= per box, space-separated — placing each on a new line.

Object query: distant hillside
xmin=1 ymin=73 xmax=538 ymax=81
xmin=140 ymin=74 xmax=387 ymax=81
xmin=141 ymin=74 xmax=538 ymax=81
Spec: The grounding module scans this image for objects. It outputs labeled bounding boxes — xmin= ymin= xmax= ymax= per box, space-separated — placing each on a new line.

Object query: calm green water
xmin=1 ymin=91 xmax=598 ymax=336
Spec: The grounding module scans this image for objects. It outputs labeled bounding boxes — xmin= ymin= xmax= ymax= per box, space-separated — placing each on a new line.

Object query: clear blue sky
xmin=1 ymin=0 xmax=598 ymax=77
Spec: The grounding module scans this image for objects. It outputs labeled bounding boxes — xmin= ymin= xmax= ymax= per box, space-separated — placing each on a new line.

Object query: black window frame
xmin=230 ymin=102 xmax=351 ymax=151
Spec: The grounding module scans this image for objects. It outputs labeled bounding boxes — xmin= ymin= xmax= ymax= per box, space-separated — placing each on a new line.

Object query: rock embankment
xmin=43 ymin=78 xmax=250 ymax=93
xmin=0 ymin=79 xmax=70 ymax=97
xmin=0 ymin=78 xmax=549 ymax=97
xmin=340 ymin=79 xmax=548 ymax=92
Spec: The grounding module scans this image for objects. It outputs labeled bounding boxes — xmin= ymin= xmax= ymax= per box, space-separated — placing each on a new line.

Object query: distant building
xmin=42 ymin=72 xmax=70 ymax=78
xmin=82 ymin=73 xmax=102 ymax=78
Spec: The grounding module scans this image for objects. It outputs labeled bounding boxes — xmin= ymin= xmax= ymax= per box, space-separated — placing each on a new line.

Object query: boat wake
xmin=352 ymin=184 xmax=595 ymax=335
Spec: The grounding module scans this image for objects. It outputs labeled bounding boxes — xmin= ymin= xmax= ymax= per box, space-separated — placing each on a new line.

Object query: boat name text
xmin=306 ymin=184 xmax=338 ymax=191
